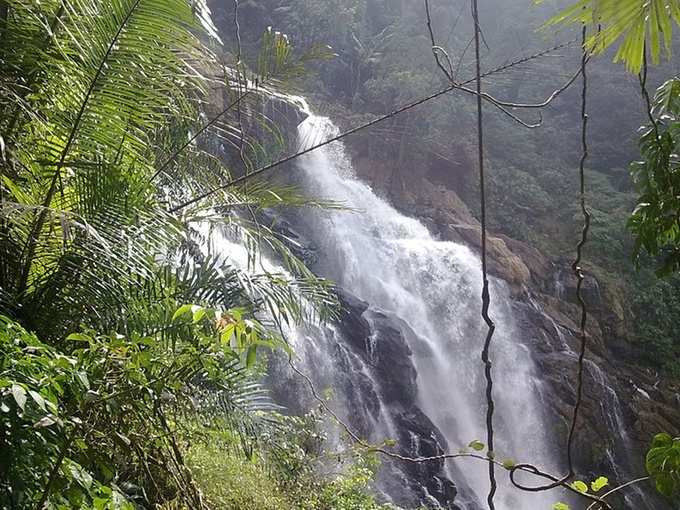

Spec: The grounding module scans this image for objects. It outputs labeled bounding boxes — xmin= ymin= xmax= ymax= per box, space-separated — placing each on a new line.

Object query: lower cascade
xmin=264 ymin=105 xmax=566 ymax=509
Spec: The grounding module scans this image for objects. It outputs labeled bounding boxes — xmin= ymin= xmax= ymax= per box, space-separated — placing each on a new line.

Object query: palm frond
xmin=543 ymin=0 xmax=680 ymax=72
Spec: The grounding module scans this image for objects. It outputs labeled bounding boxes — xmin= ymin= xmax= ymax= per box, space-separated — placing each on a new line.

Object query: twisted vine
xmin=469 ymin=0 xmax=498 ymax=507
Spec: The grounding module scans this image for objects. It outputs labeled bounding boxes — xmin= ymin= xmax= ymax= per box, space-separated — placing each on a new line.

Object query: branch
xmin=423 ymin=0 xmax=583 ymax=130
xmin=508 ymin=463 xmax=613 ymax=510
xmin=567 ymin=23 xmax=592 ymax=477
xmin=424 ymin=0 xmax=455 ymax=82
xmin=585 ymin=477 xmax=651 ymax=510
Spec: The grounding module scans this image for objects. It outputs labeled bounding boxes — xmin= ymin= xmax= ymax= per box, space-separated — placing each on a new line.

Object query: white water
xmin=289 ymin=110 xmax=562 ymax=509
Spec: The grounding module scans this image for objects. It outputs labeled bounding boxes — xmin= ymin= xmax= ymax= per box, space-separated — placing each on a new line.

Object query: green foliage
xmin=545 ymin=4 xmax=680 ymax=373
xmin=315 ymin=462 xmax=393 ymax=510
xmin=630 ymin=270 xmax=680 ymax=375
xmin=591 ymin=476 xmax=609 ymax=492
xmin=0 ymin=317 xmax=138 ymax=508
xmin=0 ymin=310 xmax=281 ymax=508
xmin=0 ymin=0 xmax=337 ymax=342
xmin=0 ymin=2 xmax=376 ymax=508
xmin=165 ymin=413 xmax=393 ymax=510
xmin=184 ymin=436 xmax=295 ymax=510
xmin=629 ymin=78 xmax=680 ymax=275
xmin=570 ymin=480 xmax=589 ymax=494
xmin=265 ymin=411 xmax=394 ymax=510
xmin=468 ymin=439 xmax=486 ymax=451
xmin=646 ymin=433 xmax=680 ymax=498
xmin=544 ymin=0 xmax=680 ymax=73
xmin=501 ymin=458 xmax=517 ymax=470
xmin=549 ymin=475 xmax=608 ymax=509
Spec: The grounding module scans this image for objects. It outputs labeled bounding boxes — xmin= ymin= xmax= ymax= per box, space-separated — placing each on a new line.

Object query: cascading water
xmin=526 ymin=297 xmax=653 ymax=510
xmin=198 ymin=74 xmax=663 ymax=506
xmin=276 ymin=106 xmax=565 ymax=509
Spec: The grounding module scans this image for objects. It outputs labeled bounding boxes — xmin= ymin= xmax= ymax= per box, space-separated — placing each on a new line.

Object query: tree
xmin=0 ymin=1 xmax=340 ymax=507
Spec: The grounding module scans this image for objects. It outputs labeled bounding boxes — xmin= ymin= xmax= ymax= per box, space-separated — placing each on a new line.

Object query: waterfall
xmin=279 ymin=108 xmax=565 ymax=509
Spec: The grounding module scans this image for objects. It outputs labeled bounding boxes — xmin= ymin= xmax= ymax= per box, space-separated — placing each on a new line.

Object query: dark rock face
xmin=336 ymin=290 xmax=459 ymax=509
xmin=514 ymin=295 xmax=679 ymax=510
xmin=267 ymin=282 xmax=460 ymax=508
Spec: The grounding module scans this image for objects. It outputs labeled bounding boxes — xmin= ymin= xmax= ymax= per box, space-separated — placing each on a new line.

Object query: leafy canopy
xmin=0 ymin=0 xmax=343 ymax=507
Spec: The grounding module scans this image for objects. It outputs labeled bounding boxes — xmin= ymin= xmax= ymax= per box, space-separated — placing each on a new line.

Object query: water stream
xmin=282 ymin=109 xmax=562 ymax=509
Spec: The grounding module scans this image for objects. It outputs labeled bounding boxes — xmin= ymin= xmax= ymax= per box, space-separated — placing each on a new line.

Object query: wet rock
xmin=364 ymin=310 xmax=418 ymax=404
xmin=336 ymin=289 xmax=371 ymax=342
xmin=335 ymin=288 xmax=458 ymax=509
xmin=392 ymin=407 xmax=457 ymax=509
xmin=551 ymin=265 xmax=603 ymax=309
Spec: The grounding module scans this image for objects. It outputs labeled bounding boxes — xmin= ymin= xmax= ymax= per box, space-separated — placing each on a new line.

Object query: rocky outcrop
xmin=336 ymin=290 xmax=459 ymax=509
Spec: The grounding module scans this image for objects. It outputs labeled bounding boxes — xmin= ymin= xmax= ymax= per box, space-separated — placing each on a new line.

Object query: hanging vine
xmin=470 ymin=0 xmax=498 ymax=507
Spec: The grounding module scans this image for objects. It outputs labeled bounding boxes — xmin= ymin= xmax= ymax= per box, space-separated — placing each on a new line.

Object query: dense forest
xmin=1 ymin=1 xmax=679 ymax=510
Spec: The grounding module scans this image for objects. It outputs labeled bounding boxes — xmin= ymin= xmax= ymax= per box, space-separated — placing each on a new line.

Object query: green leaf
xmin=66 ymin=333 xmax=93 ymax=343
xmin=76 ymin=371 xmax=90 ymax=390
xmin=84 ymin=390 xmax=100 ymax=403
xmin=28 ymin=390 xmax=46 ymax=411
xmin=192 ymin=306 xmax=207 ymax=323
xmin=651 ymin=432 xmax=673 ymax=449
xmin=64 ymin=459 xmax=93 ymax=491
xmin=468 ymin=440 xmax=485 ymax=451
xmin=11 ymin=384 xmax=26 ymax=411
xmin=542 ymin=0 xmax=680 ymax=73
xmin=246 ymin=344 xmax=258 ymax=368
xmin=502 ymin=458 xmax=517 ymax=470
xmin=552 ymin=503 xmax=570 ymax=510
xmin=571 ymin=480 xmax=589 ymax=493
xmin=220 ymin=323 xmax=236 ymax=345
xmin=591 ymin=476 xmax=609 ymax=492
xmin=172 ymin=304 xmax=194 ymax=322
xmin=34 ymin=415 xmax=57 ymax=428
xmin=646 ymin=432 xmax=680 ymax=498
